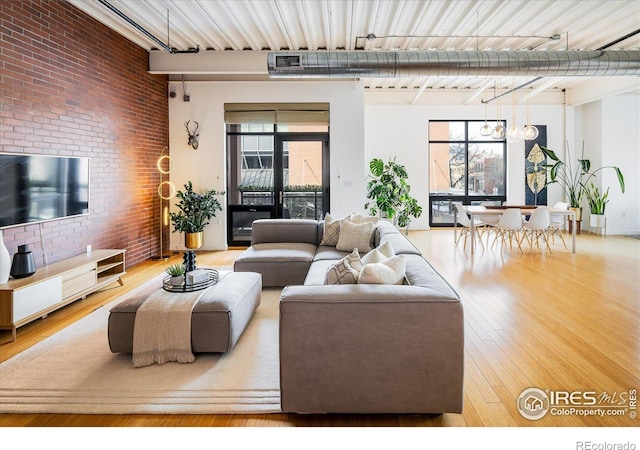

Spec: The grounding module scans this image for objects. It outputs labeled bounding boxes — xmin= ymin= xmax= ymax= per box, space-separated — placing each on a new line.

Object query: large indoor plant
xmin=540 ymin=143 xmax=625 ymax=222
xmin=365 ymin=157 xmax=423 ymax=232
xmin=170 ymin=181 xmax=225 ymax=249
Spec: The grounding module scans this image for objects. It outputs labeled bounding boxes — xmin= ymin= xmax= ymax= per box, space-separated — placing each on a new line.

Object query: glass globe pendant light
xmin=491 ymin=81 xmax=505 ymax=139
xmin=479 ymin=81 xmax=492 ymax=136
xmin=523 ymin=93 xmax=539 ymax=140
xmin=506 ymin=87 xmax=523 ymax=143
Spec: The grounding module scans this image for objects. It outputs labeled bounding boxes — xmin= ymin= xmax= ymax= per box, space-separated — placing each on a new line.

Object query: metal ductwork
xmin=267 ymin=50 xmax=640 ymax=78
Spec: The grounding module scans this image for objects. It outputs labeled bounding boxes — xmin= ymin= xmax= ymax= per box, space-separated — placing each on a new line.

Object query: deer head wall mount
xmin=185 ymin=120 xmax=199 ymax=149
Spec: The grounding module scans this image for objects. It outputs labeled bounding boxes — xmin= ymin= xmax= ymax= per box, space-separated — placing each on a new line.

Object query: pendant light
xmin=479 ymin=81 xmax=492 ymax=136
xmin=506 ymin=85 xmax=524 ymax=143
xmin=523 ymin=92 xmax=539 ymax=140
xmin=491 ymin=81 xmax=505 ymax=139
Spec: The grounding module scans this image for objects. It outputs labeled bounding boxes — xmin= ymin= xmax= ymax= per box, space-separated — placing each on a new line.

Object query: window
xmin=428 ymin=120 xmax=507 ymax=226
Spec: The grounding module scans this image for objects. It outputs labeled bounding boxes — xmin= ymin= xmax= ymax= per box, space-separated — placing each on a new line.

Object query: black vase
xmin=10 ymin=244 xmax=37 ymax=279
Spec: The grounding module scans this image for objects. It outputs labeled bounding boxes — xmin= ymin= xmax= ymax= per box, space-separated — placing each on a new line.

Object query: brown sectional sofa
xmin=234 ymin=218 xmax=464 ymax=414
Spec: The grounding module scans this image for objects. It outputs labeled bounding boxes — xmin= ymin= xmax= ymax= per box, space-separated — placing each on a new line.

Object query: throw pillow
xmin=350 ymin=212 xmax=380 ymax=224
xmin=361 ymin=241 xmax=395 ymax=265
xmin=324 ymin=249 xmax=362 ymax=285
xmin=319 ymin=213 xmax=345 ymax=247
xmin=336 ymin=220 xmax=375 ymax=253
xmin=358 ymin=255 xmax=406 ymax=285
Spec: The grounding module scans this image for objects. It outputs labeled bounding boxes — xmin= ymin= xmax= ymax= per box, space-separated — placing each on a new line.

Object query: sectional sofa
xmin=234 ymin=216 xmax=464 ymax=414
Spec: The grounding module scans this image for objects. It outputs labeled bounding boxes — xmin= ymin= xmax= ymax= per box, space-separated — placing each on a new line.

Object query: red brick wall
xmin=0 ymin=0 xmax=169 ymax=269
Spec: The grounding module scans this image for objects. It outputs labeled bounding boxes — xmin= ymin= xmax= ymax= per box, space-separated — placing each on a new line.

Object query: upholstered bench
xmin=108 ymin=271 xmax=262 ymax=353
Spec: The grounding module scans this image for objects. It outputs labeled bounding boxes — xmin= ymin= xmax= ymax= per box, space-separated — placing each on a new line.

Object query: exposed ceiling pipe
xmin=481 ymin=28 xmax=640 ymax=103
xmin=267 ymin=50 xmax=640 ymax=78
xmin=97 ymin=0 xmax=199 ymax=54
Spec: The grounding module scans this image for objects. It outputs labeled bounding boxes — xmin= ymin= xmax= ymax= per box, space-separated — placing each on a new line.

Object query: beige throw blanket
xmin=132 ymin=286 xmax=209 ymax=368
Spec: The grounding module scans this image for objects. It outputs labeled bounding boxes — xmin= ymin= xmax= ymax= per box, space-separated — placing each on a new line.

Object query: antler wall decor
xmin=185 ymin=120 xmax=199 ymax=149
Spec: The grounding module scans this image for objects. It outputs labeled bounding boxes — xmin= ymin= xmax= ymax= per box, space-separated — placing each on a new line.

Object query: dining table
xmin=453 ymin=205 xmax=577 ymax=254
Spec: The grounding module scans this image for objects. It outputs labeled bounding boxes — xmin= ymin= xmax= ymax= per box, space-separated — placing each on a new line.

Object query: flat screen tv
xmin=0 ymin=153 xmax=89 ymax=228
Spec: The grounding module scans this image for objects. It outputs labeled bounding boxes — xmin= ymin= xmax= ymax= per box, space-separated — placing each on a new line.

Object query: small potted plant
xmin=584 ymin=182 xmax=609 ymax=230
xmin=170 ymin=181 xmax=225 ymax=249
xmin=166 ymin=263 xmax=186 ymax=286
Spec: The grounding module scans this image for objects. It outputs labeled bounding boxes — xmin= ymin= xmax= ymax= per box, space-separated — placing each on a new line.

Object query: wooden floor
xmin=1 ymin=229 xmax=638 ymax=427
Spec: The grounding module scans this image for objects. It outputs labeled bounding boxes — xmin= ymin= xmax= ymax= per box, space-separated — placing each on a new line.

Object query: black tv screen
xmin=0 ymin=153 xmax=89 ymax=228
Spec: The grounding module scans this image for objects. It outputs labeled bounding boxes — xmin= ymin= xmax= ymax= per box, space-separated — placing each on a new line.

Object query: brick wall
xmin=0 ymin=0 xmax=169 ymax=269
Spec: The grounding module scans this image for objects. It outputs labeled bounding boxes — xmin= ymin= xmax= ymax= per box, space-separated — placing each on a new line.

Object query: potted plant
xmin=165 ymin=263 xmax=186 ymax=286
xmin=364 ymin=157 xmax=423 ymax=233
xmin=584 ymin=182 xmax=609 ymax=230
xmin=540 ymin=143 xmax=624 ymax=229
xmin=170 ymin=181 xmax=225 ymax=249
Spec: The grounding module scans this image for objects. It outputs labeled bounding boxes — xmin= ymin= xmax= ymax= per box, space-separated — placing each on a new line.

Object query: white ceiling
xmin=68 ymin=0 xmax=640 ymax=98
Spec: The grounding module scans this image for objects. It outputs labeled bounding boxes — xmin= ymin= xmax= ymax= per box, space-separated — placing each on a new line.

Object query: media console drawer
xmin=13 ymin=277 xmax=62 ymax=323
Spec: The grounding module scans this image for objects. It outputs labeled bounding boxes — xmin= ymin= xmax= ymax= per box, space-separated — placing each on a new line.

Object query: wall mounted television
xmin=0 ymin=153 xmax=89 ymax=228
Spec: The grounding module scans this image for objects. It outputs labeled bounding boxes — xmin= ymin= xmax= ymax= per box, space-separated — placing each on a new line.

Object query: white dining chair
xmin=521 ymin=207 xmax=552 ymax=253
xmin=491 ymin=208 xmax=524 ymax=253
xmin=548 ymin=201 xmax=569 ymax=249
xmin=454 ymin=203 xmax=487 ymax=250
xmin=479 ymin=202 xmax=501 ymax=245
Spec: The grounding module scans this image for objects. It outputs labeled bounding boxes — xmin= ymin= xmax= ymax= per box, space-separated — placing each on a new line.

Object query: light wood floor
xmin=1 ymin=229 xmax=638 ymax=427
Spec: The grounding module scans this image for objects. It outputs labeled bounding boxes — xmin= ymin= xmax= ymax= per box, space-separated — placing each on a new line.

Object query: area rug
xmin=0 ymin=272 xmax=282 ymax=414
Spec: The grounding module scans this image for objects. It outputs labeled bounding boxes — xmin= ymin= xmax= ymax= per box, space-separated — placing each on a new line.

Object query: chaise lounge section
xmin=234 ymin=217 xmax=464 ymax=414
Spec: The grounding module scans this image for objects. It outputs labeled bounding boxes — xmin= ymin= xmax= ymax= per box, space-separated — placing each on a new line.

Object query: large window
xmin=429 ymin=120 xmax=507 ymax=226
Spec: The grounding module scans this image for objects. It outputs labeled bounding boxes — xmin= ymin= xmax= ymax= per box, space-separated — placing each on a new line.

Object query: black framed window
xmin=428 ymin=120 xmax=507 ymax=227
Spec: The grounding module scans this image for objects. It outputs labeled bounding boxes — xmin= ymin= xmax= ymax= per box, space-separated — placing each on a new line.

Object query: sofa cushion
xmin=336 ymin=220 xmax=375 ymax=253
xmin=380 ymin=233 xmax=421 ymax=255
xmin=234 ymin=242 xmax=316 ymax=262
xmin=358 ymin=255 xmax=406 ymax=285
xmin=252 ymin=219 xmax=319 ymax=245
xmin=361 ymin=241 xmax=395 ymax=265
xmin=314 ymin=245 xmax=350 ymax=261
xmin=324 ymin=249 xmax=361 ymax=285
xmin=403 ymin=255 xmax=459 ymax=298
xmin=304 ymin=260 xmax=336 ymax=285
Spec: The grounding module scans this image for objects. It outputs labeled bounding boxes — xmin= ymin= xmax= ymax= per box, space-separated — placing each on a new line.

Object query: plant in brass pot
xmin=540 ymin=143 xmax=625 ymax=223
xmin=170 ymin=181 xmax=224 ymax=249
xmin=365 ymin=157 xmax=423 ymax=233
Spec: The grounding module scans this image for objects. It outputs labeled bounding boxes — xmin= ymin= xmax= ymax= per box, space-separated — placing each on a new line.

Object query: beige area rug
xmin=0 ymin=272 xmax=282 ymax=414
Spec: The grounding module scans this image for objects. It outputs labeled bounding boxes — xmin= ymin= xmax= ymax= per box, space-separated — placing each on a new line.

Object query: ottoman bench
xmin=108 ymin=271 xmax=262 ymax=353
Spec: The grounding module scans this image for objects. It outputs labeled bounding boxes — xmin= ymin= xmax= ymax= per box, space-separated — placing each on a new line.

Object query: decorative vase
xmin=185 ymin=232 xmax=203 ymax=249
xmin=0 ymin=230 xmax=10 ymax=284
xmin=10 ymin=244 xmax=37 ymax=279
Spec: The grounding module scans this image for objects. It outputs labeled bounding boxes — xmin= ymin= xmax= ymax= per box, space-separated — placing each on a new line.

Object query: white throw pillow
xmin=319 ymin=213 xmax=346 ymax=247
xmin=350 ymin=212 xmax=380 ymax=224
xmin=336 ymin=220 xmax=375 ymax=253
xmin=324 ymin=249 xmax=362 ymax=285
xmin=361 ymin=241 xmax=395 ymax=265
xmin=358 ymin=255 xmax=406 ymax=285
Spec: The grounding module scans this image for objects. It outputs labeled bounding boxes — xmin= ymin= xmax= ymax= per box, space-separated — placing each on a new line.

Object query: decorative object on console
xmin=184 ymin=120 xmax=199 ymax=149
xmin=524 ymin=125 xmax=547 ymax=206
xmin=170 ymin=181 xmax=225 ymax=271
xmin=10 ymin=244 xmax=37 ymax=279
xmin=365 ymin=157 xmax=423 ymax=232
xmin=0 ymin=230 xmax=10 ymax=284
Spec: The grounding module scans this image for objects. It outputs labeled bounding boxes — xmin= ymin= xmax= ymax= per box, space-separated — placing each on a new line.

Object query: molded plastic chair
xmin=454 ymin=204 xmax=487 ymax=251
xmin=521 ymin=207 xmax=552 ymax=253
xmin=548 ymin=201 xmax=569 ymax=249
xmin=491 ymin=208 xmax=524 ymax=253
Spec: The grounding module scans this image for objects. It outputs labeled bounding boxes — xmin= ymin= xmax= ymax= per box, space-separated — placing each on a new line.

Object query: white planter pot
xmin=589 ymin=214 xmax=606 ymax=228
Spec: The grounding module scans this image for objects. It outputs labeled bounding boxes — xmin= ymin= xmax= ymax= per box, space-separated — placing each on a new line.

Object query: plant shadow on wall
xmin=541 ymin=143 xmax=625 ymax=218
xmin=365 ymin=157 xmax=423 ymax=233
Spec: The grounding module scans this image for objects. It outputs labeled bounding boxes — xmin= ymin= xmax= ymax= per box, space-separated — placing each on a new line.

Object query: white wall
xmin=364 ymin=100 xmax=565 ymax=229
xmin=168 ymin=80 xmax=365 ymax=250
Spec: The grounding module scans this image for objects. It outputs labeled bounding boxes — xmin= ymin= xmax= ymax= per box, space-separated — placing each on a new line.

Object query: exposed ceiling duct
xmin=267 ymin=51 xmax=640 ymax=78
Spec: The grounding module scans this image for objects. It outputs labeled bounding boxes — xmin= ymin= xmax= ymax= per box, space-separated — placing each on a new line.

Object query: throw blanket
xmin=132 ymin=286 xmax=210 ymax=368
